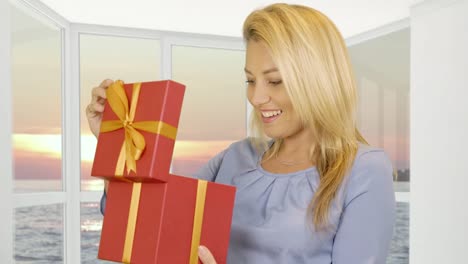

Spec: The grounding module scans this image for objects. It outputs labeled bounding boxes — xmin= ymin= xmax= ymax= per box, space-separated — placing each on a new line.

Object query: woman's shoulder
xmin=223 ymin=137 xmax=264 ymax=159
xmin=353 ymin=143 xmax=393 ymax=172
xmin=342 ymin=144 xmax=394 ymax=205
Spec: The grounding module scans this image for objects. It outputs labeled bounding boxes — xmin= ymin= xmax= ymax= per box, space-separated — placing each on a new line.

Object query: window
xmin=171 ymin=45 xmax=246 ymax=176
xmin=10 ymin=2 xmax=64 ymax=263
xmin=79 ymin=34 xmax=162 ymax=259
xmin=79 ymin=34 xmax=161 ymax=191
xmin=15 ymin=204 xmax=64 ymax=262
xmin=349 ymin=28 xmax=410 ymax=264
xmin=81 ymin=202 xmax=112 ymax=263
xmin=7 ymin=3 xmax=407 ymax=263
xmin=11 ymin=2 xmax=62 ymax=193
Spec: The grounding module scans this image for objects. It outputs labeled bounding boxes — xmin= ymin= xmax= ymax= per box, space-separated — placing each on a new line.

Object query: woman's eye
xmin=245 ymin=80 xmax=255 ymax=84
xmin=269 ymin=80 xmax=283 ymax=86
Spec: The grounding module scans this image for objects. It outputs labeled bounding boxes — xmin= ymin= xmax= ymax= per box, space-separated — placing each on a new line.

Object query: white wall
xmin=0 ymin=0 xmax=14 ymax=262
xmin=410 ymin=0 xmax=468 ymax=263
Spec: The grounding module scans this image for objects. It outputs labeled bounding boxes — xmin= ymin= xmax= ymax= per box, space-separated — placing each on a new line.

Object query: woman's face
xmin=245 ymin=40 xmax=304 ymax=139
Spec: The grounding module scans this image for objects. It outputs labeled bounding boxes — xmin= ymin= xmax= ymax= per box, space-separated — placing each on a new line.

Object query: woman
xmin=87 ymin=3 xmax=395 ymax=264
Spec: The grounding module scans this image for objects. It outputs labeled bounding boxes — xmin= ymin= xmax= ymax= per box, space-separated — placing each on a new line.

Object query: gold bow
xmin=100 ymin=80 xmax=177 ymax=176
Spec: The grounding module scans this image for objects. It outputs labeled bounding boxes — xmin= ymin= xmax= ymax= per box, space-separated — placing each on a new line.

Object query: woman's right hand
xmin=86 ymin=79 xmax=113 ymax=138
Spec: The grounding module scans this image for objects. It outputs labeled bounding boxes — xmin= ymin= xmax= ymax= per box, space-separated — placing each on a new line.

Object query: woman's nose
xmin=250 ymin=84 xmax=271 ymax=106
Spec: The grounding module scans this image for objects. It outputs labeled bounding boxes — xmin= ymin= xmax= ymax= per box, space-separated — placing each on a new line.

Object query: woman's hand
xmin=85 ymin=79 xmax=113 ymax=138
xmin=198 ymin=245 xmax=217 ymax=264
xmin=86 ymin=79 xmax=113 ymax=194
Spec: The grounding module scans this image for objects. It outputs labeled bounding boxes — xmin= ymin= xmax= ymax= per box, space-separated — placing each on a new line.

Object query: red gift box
xmin=99 ymin=175 xmax=236 ymax=264
xmin=91 ymin=80 xmax=185 ymax=183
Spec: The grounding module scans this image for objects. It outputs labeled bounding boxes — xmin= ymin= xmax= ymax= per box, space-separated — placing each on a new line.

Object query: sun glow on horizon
xmin=14 ymin=133 xmax=234 ymax=163
xmin=14 ymin=134 xmax=62 ymax=159
xmin=13 ymin=133 xmax=410 ymax=173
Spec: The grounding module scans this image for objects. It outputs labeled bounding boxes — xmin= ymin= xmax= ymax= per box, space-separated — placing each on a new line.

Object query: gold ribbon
xmin=100 ymin=80 xmax=178 ymax=176
xmin=190 ymin=180 xmax=208 ymax=264
xmin=122 ymin=182 xmax=141 ymax=263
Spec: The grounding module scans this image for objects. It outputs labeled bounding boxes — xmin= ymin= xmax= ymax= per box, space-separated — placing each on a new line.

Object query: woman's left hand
xmin=198 ymin=245 xmax=217 ymax=264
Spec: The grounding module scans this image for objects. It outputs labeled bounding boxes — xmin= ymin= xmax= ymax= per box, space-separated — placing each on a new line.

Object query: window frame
xmin=0 ymin=0 xmax=13 ymax=261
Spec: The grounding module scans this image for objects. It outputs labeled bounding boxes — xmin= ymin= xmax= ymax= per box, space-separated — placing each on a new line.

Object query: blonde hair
xmin=243 ymin=3 xmax=368 ymax=229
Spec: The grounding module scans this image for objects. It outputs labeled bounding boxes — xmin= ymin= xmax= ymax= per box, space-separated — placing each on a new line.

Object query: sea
xmin=14 ymin=203 xmax=409 ymax=264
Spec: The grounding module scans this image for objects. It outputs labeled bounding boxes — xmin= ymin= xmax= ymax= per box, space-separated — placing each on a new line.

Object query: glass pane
xmin=387 ymin=202 xmax=409 ymax=264
xmin=171 ymin=46 xmax=246 ymax=176
xmin=349 ymin=28 xmax=410 ymax=192
xmin=11 ymin=3 xmax=62 ymax=192
xmin=15 ymin=204 xmax=64 ymax=263
xmin=81 ymin=202 xmax=112 ymax=264
xmin=349 ymin=29 xmax=409 ymax=264
xmin=79 ymin=34 xmax=161 ymax=191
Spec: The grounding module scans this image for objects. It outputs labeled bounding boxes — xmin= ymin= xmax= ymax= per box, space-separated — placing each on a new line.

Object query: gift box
xmin=91 ymin=80 xmax=185 ymax=183
xmin=99 ymin=175 xmax=236 ymax=264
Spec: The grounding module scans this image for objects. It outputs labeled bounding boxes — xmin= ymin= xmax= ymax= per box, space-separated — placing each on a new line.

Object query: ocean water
xmin=14 ymin=202 xmax=409 ymax=264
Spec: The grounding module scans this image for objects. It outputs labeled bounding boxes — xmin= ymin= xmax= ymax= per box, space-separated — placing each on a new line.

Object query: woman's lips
xmin=261 ymin=110 xmax=282 ymax=123
xmin=262 ymin=114 xmax=281 ymax=123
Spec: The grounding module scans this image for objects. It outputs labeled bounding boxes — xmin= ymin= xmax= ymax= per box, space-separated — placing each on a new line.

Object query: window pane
xmin=388 ymin=202 xmax=409 ymax=264
xmin=349 ymin=29 xmax=410 ymax=264
xmin=171 ymin=46 xmax=246 ymax=176
xmin=81 ymin=202 xmax=112 ymax=264
xmin=79 ymin=34 xmax=161 ymax=191
xmin=15 ymin=204 xmax=64 ymax=263
xmin=11 ymin=3 xmax=62 ymax=192
xmin=349 ymin=28 xmax=410 ymax=191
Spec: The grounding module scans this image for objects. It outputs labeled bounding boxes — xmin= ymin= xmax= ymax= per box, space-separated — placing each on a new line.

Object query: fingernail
xmin=198 ymin=245 xmax=206 ymax=256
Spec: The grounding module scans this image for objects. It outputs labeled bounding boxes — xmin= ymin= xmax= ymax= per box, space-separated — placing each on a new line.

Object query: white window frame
xmin=8 ymin=0 xmax=77 ymax=262
xmin=0 ymin=0 xmax=13 ymax=262
xmin=4 ymin=1 xmax=410 ymax=263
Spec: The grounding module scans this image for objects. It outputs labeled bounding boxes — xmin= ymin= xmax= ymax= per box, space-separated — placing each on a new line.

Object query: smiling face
xmin=245 ymin=40 xmax=306 ymax=140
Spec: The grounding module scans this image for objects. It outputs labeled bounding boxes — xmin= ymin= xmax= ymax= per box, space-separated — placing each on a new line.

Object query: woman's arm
xmin=332 ymin=151 xmax=396 ymax=264
xmin=100 ymin=189 xmax=107 ymax=215
xmin=192 ymin=148 xmax=227 ymax=182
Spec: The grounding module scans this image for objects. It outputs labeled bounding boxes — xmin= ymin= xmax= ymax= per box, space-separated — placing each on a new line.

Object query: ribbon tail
xmin=127 ymin=126 xmax=146 ymax=161
xmin=125 ymin=130 xmax=137 ymax=174
xmin=115 ymin=143 xmax=126 ymax=176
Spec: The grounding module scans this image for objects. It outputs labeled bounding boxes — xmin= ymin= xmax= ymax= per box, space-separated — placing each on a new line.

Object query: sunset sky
xmin=11 ymin=4 xmax=409 ymax=192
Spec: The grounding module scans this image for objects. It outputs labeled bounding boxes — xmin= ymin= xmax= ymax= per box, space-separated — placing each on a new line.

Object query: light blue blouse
xmin=101 ymin=138 xmax=396 ymax=264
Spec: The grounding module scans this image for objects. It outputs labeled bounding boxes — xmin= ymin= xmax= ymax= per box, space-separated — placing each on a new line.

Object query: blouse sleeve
xmin=100 ymin=189 xmax=107 ymax=216
xmin=192 ymin=148 xmax=228 ymax=182
xmin=331 ymin=150 xmax=396 ymax=264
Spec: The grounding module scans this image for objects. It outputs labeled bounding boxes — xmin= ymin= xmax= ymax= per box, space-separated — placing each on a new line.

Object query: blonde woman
xmin=88 ymin=3 xmax=395 ymax=264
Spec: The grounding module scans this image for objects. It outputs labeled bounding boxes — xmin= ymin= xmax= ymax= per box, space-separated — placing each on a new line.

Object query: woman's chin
xmin=263 ymin=131 xmax=283 ymax=140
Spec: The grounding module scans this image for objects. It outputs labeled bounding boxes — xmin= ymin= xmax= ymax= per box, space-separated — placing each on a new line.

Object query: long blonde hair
xmin=243 ymin=3 xmax=368 ymax=229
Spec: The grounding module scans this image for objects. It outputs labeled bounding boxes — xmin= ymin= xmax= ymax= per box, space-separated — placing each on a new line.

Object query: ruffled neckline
xmin=254 ymin=139 xmax=318 ymax=178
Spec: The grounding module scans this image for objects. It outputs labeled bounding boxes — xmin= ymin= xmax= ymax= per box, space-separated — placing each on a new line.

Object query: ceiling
xmin=38 ymin=0 xmax=414 ymax=38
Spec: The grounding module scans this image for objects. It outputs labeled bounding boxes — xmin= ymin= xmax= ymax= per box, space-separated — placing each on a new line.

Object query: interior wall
xmin=410 ymin=0 xmax=468 ymax=263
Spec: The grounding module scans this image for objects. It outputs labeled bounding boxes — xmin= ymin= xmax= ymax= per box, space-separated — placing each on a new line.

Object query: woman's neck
xmin=273 ymin=128 xmax=317 ymax=164
xmin=261 ymin=130 xmax=317 ymax=173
